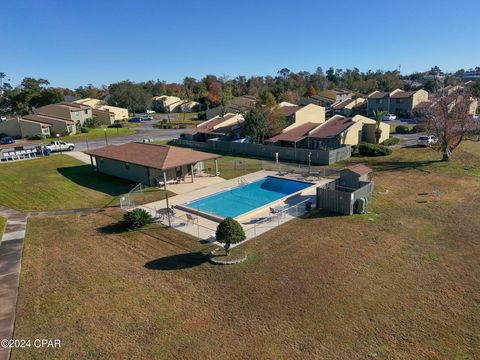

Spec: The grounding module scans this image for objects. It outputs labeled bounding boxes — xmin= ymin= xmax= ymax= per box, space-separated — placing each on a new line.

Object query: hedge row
xmin=358 ymin=143 xmax=392 ymax=156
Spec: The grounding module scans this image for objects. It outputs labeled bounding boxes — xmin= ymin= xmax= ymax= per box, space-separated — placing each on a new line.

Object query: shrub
xmin=394 ymin=125 xmax=417 ymax=134
xmin=84 ymin=117 xmax=101 ymax=129
xmin=80 ymin=127 xmax=90 ymax=133
xmin=359 ymin=143 xmax=392 ymax=156
xmin=27 ymin=134 xmax=46 ymax=140
xmin=216 ymin=217 xmax=246 ymax=255
xmin=122 ymin=208 xmax=154 ymax=230
xmin=381 ymin=137 xmax=400 ymax=146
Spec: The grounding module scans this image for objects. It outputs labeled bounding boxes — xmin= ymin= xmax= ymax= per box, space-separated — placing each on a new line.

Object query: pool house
xmin=86 ymin=142 xmax=221 ymax=186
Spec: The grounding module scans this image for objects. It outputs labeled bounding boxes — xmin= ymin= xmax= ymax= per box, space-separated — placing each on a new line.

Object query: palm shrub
xmin=359 ymin=143 xmax=392 ymax=156
xmin=373 ymin=110 xmax=387 ymax=144
xmin=122 ymin=208 xmax=154 ymax=230
xmin=216 ymin=217 xmax=246 ymax=255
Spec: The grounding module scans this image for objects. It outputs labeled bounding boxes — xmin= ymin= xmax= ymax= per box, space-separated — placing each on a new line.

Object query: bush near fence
xmin=172 ymin=139 xmax=351 ymax=165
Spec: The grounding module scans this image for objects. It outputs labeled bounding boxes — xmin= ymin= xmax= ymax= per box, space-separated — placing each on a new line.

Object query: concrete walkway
xmin=64 ymin=151 xmax=92 ymax=164
xmin=0 ymin=207 xmax=28 ymax=360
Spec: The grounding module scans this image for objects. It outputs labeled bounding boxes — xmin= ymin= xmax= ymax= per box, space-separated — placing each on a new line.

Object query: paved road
xmin=72 ymin=122 xmax=184 ymax=151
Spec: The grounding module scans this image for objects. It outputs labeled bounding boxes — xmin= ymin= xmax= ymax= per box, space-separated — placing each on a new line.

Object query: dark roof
xmin=22 ymin=114 xmax=75 ymax=125
xmin=0 ymin=141 xmax=43 ymax=150
xmin=342 ymin=164 xmax=373 ymax=175
xmin=368 ymin=91 xmax=389 ymax=99
xmin=332 ymin=99 xmax=355 ymax=110
xmin=279 ymin=105 xmax=300 ymax=117
xmin=390 ymin=90 xmax=416 ymax=99
xmin=308 ymin=116 xmax=355 ymax=139
xmin=86 ymin=142 xmax=220 ymax=170
xmin=265 ymin=122 xmax=321 ymax=143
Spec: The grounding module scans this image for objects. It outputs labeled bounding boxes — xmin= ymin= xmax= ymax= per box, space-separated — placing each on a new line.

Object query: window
xmin=84 ymin=110 xmax=88 ymax=114
xmin=125 ymin=163 xmax=130 ymax=170
xmin=100 ymin=157 xmax=104 ymax=164
xmin=42 ymin=128 xmax=50 ymax=134
xmin=376 ymin=99 xmax=383 ymax=104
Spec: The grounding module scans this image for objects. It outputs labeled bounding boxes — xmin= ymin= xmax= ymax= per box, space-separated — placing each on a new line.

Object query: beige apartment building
xmin=34 ymin=102 xmax=92 ymax=125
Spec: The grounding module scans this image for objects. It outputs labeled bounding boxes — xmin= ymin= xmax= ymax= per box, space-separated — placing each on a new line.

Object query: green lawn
xmin=13 ymin=141 xmax=480 ymax=359
xmin=43 ymin=126 xmax=135 ymax=143
xmin=204 ymin=155 xmax=263 ymax=179
xmin=0 ymin=155 xmax=170 ymax=211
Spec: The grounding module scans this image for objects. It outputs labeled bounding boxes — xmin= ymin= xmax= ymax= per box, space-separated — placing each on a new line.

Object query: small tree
xmin=421 ymin=87 xmax=479 ymax=161
xmin=122 ymin=208 xmax=154 ymax=230
xmin=215 ymin=217 xmax=246 ymax=255
xmin=373 ymin=110 xmax=387 ymax=144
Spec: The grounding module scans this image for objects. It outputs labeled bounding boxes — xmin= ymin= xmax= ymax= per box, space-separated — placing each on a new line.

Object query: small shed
xmin=339 ymin=164 xmax=373 ymax=189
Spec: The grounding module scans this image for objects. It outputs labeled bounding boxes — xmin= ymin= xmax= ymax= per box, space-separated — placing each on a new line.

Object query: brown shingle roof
xmin=308 ymin=116 xmax=355 ymax=139
xmin=343 ymin=164 xmax=372 ymax=175
xmin=85 ymin=142 xmax=220 ymax=170
xmin=265 ymin=122 xmax=321 ymax=143
xmin=279 ymin=105 xmax=300 ymax=117
xmin=332 ymin=99 xmax=355 ymax=110
xmin=183 ymin=114 xmax=240 ymax=135
xmin=22 ymin=114 xmax=75 ymax=125
xmin=390 ymin=90 xmax=416 ymax=99
xmin=368 ymin=91 xmax=389 ymax=99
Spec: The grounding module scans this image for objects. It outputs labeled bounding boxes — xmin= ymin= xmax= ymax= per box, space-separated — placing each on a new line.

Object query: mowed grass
xmin=0 ymin=155 xmax=169 ymax=211
xmin=13 ymin=142 xmax=480 ymax=359
xmin=42 ymin=125 xmax=135 ymax=143
xmin=204 ymin=155 xmax=263 ymax=179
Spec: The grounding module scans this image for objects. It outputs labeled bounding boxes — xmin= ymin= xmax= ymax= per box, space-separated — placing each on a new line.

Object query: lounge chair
xmin=186 ymin=213 xmax=197 ymax=224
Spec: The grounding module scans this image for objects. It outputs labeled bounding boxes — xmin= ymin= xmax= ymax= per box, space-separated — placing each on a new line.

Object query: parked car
xmin=383 ymin=113 xmax=397 ymax=121
xmin=45 ymin=141 xmax=75 ymax=152
xmin=417 ymin=135 xmax=437 ymax=147
xmin=142 ymin=115 xmax=153 ymax=121
xmin=1 ymin=136 xmax=15 ymax=145
xmin=0 ymin=116 xmax=7 ymax=122
xmin=128 ymin=117 xmax=143 ymax=123
xmin=108 ymin=122 xmax=123 ymax=128
xmin=145 ymin=110 xmax=155 ymax=114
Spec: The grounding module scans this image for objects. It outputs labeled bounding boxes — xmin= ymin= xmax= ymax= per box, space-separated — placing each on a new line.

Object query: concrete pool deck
xmin=139 ymin=170 xmax=333 ymax=244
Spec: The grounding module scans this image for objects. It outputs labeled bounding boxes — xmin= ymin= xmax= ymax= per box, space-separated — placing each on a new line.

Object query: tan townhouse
xmin=74 ymin=98 xmax=128 ymax=121
xmin=367 ymin=89 xmax=429 ymax=117
xmin=22 ymin=114 xmax=76 ymax=136
xmin=34 ymin=102 xmax=92 ymax=125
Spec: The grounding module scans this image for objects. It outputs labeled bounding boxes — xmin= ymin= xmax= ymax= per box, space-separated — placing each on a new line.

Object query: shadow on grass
xmin=57 ymin=165 xmax=136 ymax=196
xmin=372 ymin=159 xmax=443 ymax=172
xmin=97 ymin=222 xmax=129 ymax=234
xmin=145 ymin=252 xmax=209 ymax=270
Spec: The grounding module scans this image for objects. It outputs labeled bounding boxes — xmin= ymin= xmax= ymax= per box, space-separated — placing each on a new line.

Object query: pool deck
xmin=139 ymin=170 xmax=333 ymax=245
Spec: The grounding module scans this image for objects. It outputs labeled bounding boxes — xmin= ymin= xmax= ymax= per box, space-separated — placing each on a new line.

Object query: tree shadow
xmin=308 ymin=209 xmax=348 ymax=218
xmin=145 ymin=252 xmax=209 ymax=270
xmin=372 ymin=159 xmax=443 ymax=172
xmin=57 ymin=165 xmax=136 ymax=196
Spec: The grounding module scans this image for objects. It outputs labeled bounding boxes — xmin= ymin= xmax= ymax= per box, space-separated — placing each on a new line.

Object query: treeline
xmin=1 ymin=67 xmax=479 ymax=115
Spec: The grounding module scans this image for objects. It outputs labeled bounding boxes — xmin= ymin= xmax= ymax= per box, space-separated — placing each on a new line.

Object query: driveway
xmin=71 ymin=122 xmax=184 ymax=151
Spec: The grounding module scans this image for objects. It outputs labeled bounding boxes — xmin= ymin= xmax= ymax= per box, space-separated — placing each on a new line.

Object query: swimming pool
xmin=183 ymin=176 xmax=313 ymax=219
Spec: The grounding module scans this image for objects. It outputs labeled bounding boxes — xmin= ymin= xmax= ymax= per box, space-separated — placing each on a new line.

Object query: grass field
xmin=0 ymin=155 xmax=170 ymax=211
xmin=42 ymin=126 xmax=136 ymax=143
xmin=13 ymin=142 xmax=480 ymax=359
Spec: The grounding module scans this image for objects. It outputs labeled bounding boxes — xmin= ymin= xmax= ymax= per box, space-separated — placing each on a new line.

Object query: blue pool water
xmin=185 ymin=176 xmax=313 ymax=218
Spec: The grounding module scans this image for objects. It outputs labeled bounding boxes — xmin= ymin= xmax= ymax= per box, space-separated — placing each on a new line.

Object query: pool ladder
xmin=238 ymin=177 xmax=248 ymax=186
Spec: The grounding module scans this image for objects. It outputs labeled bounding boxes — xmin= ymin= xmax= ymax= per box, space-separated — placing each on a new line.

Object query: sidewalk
xmin=0 ymin=208 xmax=28 ymax=360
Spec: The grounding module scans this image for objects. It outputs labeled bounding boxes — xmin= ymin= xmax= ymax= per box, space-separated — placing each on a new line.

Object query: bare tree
xmin=421 ymin=87 xmax=479 ymax=161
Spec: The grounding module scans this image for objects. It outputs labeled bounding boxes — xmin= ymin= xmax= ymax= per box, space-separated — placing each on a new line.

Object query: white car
xmin=0 ymin=116 xmax=7 ymax=122
xmin=45 ymin=141 xmax=75 ymax=152
xmin=417 ymin=135 xmax=437 ymax=147
xmin=145 ymin=110 xmax=155 ymax=114
xmin=383 ymin=113 xmax=397 ymax=121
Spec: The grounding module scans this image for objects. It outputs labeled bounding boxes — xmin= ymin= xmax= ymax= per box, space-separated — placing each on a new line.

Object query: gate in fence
xmin=119 ymin=183 xmax=146 ymax=210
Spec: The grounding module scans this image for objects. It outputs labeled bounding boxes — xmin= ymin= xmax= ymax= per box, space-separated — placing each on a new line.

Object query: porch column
xmin=214 ymin=158 xmax=219 ymax=176
xmin=190 ymin=163 xmax=195 ymax=183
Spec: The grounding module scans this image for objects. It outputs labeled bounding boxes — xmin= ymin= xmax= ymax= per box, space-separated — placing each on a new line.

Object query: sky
xmin=2 ymin=0 xmax=479 ymax=88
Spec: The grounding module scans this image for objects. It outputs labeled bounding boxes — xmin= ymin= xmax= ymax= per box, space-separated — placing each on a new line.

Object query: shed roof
xmin=342 ymin=164 xmax=373 ymax=175
xmin=86 ymin=142 xmax=220 ymax=170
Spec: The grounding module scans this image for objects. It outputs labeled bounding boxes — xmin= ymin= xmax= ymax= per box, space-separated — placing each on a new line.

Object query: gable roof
xmin=368 ymin=91 xmax=389 ymax=99
xmin=265 ymin=122 xmax=321 ymax=143
xmin=308 ymin=116 xmax=355 ymax=139
xmin=85 ymin=142 xmax=220 ymax=170
xmin=390 ymin=90 xmax=416 ymax=99
xmin=183 ymin=114 xmax=243 ymax=135
xmin=332 ymin=98 xmax=355 ymax=110
xmin=279 ymin=105 xmax=300 ymax=117
xmin=342 ymin=164 xmax=372 ymax=175
xmin=22 ymin=114 xmax=75 ymax=125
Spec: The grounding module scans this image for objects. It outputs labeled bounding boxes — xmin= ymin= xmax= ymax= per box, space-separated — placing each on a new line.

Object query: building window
xmin=84 ymin=110 xmax=88 ymax=114
xmin=125 ymin=163 xmax=130 ymax=170
xmin=99 ymin=157 xmax=104 ymax=164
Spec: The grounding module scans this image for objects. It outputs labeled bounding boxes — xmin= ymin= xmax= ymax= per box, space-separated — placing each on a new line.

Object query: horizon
xmin=3 ymin=0 xmax=480 ymax=88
